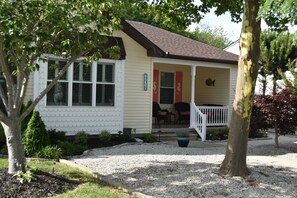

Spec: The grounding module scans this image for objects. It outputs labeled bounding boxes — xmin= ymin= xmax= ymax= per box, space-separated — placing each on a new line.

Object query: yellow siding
xmin=195 ymin=67 xmax=230 ymax=106
xmin=153 ymin=63 xmax=191 ymax=112
xmin=115 ymin=31 xmax=153 ymax=134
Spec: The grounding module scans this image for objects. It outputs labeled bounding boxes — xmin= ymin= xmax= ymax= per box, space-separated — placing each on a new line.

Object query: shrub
xmin=35 ymin=145 xmax=62 ymax=159
xmin=57 ymin=141 xmax=74 ymax=156
xmin=117 ymin=130 xmax=133 ymax=142
xmin=57 ymin=141 xmax=87 ymax=156
xmin=0 ymin=124 xmax=5 ymax=148
xmin=73 ymin=144 xmax=87 ymax=155
xmin=249 ymin=130 xmax=268 ymax=138
xmin=99 ymin=130 xmax=111 ymax=143
xmin=23 ymin=109 xmax=50 ymax=156
xmin=47 ymin=129 xmax=66 ymax=145
xmin=13 ymin=169 xmax=35 ymax=184
xmin=250 ymin=90 xmax=297 ymax=147
xmin=74 ymin=131 xmax=89 ymax=145
xmin=250 ymin=96 xmax=271 ymax=135
xmin=206 ymin=127 xmax=229 ymax=140
xmin=0 ymin=146 xmax=7 ymax=155
xmin=142 ymin=134 xmax=158 ymax=143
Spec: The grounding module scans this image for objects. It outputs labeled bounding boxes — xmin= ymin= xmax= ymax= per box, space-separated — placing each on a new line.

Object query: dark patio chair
xmin=152 ymin=102 xmax=169 ymax=124
xmin=174 ymin=102 xmax=190 ymax=123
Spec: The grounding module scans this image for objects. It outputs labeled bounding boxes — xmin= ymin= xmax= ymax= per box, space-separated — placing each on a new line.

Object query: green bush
xmin=57 ymin=141 xmax=74 ymax=156
xmin=13 ymin=169 xmax=35 ymax=184
xmin=47 ymin=129 xmax=66 ymax=145
xmin=249 ymin=130 xmax=268 ymax=138
xmin=206 ymin=127 xmax=229 ymax=140
xmin=0 ymin=124 xmax=5 ymax=148
xmin=57 ymin=141 xmax=87 ymax=156
xmin=23 ymin=109 xmax=50 ymax=156
xmin=0 ymin=146 xmax=7 ymax=155
xmin=73 ymin=144 xmax=87 ymax=155
xmin=74 ymin=131 xmax=89 ymax=145
xmin=99 ymin=130 xmax=111 ymax=143
xmin=142 ymin=134 xmax=158 ymax=143
xmin=117 ymin=131 xmax=133 ymax=142
xmin=35 ymin=145 xmax=62 ymax=159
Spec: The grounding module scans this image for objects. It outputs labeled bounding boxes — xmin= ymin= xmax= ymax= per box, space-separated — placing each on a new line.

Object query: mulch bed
xmin=0 ymin=169 xmax=78 ymax=198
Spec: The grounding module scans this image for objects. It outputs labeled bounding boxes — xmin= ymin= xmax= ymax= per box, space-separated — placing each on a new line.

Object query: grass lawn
xmin=0 ymin=158 xmax=131 ymax=198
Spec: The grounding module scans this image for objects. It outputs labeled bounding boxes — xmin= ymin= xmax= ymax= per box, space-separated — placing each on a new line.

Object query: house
xmin=25 ymin=20 xmax=239 ymax=141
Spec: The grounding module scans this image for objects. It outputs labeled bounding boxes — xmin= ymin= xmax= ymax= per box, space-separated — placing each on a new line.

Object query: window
xmin=47 ymin=60 xmax=68 ymax=106
xmin=96 ymin=63 xmax=115 ymax=106
xmin=160 ymin=72 xmax=174 ymax=104
xmin=72 ymin=62 xmax=92 ymax=106
xmin=46 ymin=60 xmax=115 ymax=107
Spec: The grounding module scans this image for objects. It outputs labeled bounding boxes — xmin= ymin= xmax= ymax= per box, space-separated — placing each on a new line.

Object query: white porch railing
xmin=191 ymin=104 xmax=229 ymax=141
xmin=191 ymin=103 xmax=207 ymax=141
xmin=198 ymin=106 xmax=229 ymax=126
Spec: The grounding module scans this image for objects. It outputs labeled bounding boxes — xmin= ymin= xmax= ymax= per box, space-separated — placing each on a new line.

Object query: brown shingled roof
xmin=122 ymin=20 xmax=238 ymax=64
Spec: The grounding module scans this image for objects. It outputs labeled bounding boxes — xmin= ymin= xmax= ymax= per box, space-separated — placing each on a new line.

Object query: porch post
xmin=190 ymin=65 xmax=196 ymax=128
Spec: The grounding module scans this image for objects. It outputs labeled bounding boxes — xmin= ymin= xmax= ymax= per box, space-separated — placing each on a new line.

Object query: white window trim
xmin=45 ymin=58 xmax=117 ymax=107
xmin=159 ymin=70 xmax=176 ymax=104
xmin=96 ymin=62 xmax=116 ymax=106
xmin=72 ymin=62 xmax=93 ymax=106
xmin=46 ymin=59 xmax=70 ymax=106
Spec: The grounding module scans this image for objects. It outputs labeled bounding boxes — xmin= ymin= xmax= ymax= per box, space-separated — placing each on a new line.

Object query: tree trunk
xmin=3 ymin=119 xmax=27 ymax=174
xmin=272 ymin=77 xmax=277 ymax=95
xmin=274 ymin=124 xmax=279 ymax=148
xmin=219 ymin=0 xmax=261 ymax=177
xmin=262 ymin=75 xmax=267 ymax=96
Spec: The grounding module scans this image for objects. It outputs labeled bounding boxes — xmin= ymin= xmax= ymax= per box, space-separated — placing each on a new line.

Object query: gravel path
xmin=72 ymin=134 xmax=297 ymax=198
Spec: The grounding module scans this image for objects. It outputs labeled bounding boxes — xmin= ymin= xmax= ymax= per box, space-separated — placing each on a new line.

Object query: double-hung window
xmin=46 ymin=60 xmax=115 ymax=107
xmin=72 ymin=62 xmax=92 ymax=106
xmin=160 ymin=71 xmax=174 ymax=104
xmin=47 ymin=60 xmax=68 ymax=106
xmin=96 ymin=63 xmax=115 ymax=106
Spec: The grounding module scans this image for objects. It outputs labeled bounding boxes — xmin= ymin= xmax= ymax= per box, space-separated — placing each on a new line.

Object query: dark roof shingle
xmin=123 ymin=20 xmax=238 ymax=64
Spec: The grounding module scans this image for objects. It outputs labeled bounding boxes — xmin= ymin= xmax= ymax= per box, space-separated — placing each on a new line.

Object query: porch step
xmin=152 ymin=129 xmax=198 ymax=141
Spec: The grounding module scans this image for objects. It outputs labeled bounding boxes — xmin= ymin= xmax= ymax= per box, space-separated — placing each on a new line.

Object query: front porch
xmin=152 ymin=105 xmax=229 ymax=129
xmin=152 ymin=60 xmax=234 ymax=141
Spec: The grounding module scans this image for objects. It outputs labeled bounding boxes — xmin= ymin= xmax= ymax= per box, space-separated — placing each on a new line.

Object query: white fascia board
xmin=152 ymin=57 xmax=234 ymax=69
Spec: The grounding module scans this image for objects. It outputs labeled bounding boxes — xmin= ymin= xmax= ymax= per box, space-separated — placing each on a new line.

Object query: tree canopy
xmin=190 ymin=24 xmax=232 ymax=48
xmin=259 ymin=30 xmax=297 ymax=94
xmin=0 ymin=0 xmax=214 ymax=174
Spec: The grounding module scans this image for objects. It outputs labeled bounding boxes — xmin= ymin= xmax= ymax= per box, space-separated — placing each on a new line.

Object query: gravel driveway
xmin=72 ymin=134 xmax=297 ymax=198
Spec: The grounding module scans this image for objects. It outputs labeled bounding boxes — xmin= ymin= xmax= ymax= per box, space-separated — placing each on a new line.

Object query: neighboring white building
xmin=224 ymin=39 xmax=296 ymax=95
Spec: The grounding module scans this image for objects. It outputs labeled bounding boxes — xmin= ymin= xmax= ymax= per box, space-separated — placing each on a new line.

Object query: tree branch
xmin=0 ymin=84 xmax=8 ymax=110
xmin=0 ymin=109 xmax=9 ymax=124
xmin=20 ymin=54 xmax=82 ymax=121
xmin=0 ymin=38 xmax=15 ymax=114
xmin=14 ymin=51 xmax=28 ymax=113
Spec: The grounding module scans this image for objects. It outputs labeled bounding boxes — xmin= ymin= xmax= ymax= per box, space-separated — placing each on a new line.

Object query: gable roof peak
xmin=123 ymin=20 xmax=238 ymax=64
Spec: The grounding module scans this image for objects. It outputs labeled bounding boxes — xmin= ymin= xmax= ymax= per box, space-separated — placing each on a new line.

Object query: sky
xmin=189 ymin=8 xmax=297 ymax=42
